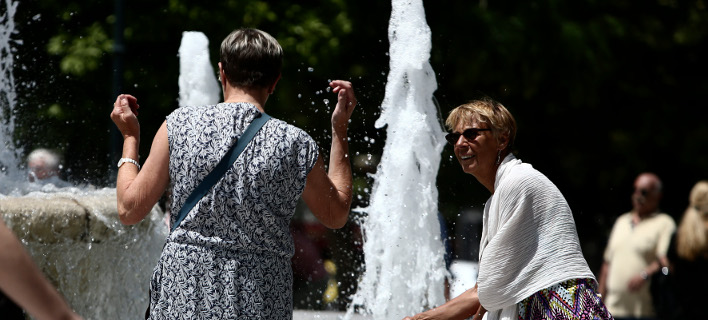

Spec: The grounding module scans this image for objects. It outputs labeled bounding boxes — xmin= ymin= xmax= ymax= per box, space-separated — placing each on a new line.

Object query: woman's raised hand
xmin=110 ymin=94 xmax=141 ymax=139
xmin=329 ymin=80 xmax=357 ymax=132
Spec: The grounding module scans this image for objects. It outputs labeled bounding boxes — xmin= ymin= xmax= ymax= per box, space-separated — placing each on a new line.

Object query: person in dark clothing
xmin=666 ymin=180 xmax=708 ymax=320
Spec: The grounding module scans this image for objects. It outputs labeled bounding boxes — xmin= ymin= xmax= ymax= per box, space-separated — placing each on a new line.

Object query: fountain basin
xmin=0 ymin=189 xmax=167 ymax=320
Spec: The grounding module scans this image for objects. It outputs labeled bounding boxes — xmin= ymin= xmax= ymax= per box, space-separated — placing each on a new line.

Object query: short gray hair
xmin=220 ymin=28 xmax=283 ymax=89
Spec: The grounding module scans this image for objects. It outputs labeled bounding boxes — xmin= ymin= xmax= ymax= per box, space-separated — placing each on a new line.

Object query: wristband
xmin=117 ymin=157 xmax=141 ymax=170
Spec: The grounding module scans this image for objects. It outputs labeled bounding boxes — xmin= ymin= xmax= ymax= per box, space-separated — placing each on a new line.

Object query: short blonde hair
xmin=676 ymin=180 xmax=708 ymax=260
xmin=220 ymin=28 xmax=283 ymax=89
xmin=445 ymin=97 xmax=517 ymax=151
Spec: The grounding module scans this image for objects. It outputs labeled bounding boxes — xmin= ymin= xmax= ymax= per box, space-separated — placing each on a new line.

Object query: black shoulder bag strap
xmin=171 ymin=112 xmax=271 ymax=232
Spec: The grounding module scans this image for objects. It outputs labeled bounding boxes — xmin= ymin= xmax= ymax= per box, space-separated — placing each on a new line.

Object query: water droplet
xmin=308 ymin=67 xmax=314 ymax=72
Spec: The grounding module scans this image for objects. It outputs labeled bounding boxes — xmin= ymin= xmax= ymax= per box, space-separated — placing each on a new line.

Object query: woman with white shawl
xmin=404 ymin=98 xmax=613 ymax=320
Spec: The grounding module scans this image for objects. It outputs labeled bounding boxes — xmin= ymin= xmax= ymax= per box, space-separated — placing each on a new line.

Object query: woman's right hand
xmin=328 ymin=80 xmax=357 ymax=133
xmin=401 ymin=284 xmax=482 ymax=320
xmin=110 ymin=94 xmax=141 ymax=139
xmin=471 ymin=305 xmax=487 ymax=320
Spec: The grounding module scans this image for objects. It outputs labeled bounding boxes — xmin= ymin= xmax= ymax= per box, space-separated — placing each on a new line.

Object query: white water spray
xmin=0 ymin=0 xmax=21 ymax=187
xmin=178 ymin=31 xmax=220 ymax=107
xmin=346 ymin=0 xmax=447 ymax=319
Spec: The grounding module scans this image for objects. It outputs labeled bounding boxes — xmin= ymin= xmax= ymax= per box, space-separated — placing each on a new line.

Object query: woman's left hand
xmin=110 ymin=94 xmax=141 ymax=139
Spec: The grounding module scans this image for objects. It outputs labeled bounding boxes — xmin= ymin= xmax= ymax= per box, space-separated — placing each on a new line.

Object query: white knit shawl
xmin=478 ymin=155 xmax=595 ymax=319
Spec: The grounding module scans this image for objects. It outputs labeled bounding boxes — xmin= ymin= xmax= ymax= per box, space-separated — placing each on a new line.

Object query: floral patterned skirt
xmin=518 ymin=278 xmax=613 ymax=320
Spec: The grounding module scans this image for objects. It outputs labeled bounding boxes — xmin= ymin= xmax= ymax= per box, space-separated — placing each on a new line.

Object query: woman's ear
xmin=218 ymin=62 xmax=226 ymax=86
xmin=497 ymin=133 xmax=510 ymax=151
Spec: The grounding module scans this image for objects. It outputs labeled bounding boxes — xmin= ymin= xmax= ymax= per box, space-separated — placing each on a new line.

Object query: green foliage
xmin=47 ymin=23 xmax=112 ymax=76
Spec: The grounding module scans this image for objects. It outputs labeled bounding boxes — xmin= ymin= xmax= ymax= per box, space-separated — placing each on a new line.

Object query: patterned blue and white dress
xmin=148 ymin=102 xmax=319 ymax=319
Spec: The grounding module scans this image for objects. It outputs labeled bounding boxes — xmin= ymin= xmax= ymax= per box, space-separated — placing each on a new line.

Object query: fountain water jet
xmin=178 ymin=31 xmax=220 ymax=108
xmin=0 ymin=0 xmax=21 ymax=186
xmin=345 ymin=0 xmax=447 ymax=319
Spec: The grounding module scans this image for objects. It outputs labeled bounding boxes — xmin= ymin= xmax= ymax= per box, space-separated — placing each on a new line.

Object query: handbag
xmin=145 ymin=112 xmax=270 ymax=319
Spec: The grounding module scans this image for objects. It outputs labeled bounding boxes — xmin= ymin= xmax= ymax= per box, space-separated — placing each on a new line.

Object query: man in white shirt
xmin=599 ymin=172 xmax=675 ymax=320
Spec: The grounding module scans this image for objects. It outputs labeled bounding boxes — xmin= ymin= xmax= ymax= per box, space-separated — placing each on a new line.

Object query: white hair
xmin=27 ymin=148 xmax=60 ymax=170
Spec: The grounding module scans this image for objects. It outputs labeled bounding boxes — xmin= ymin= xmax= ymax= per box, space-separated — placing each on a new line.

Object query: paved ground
xmin=293 ymin=310 xmax=370 ymax=320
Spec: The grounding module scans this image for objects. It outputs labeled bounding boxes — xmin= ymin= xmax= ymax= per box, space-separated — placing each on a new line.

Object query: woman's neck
xmin=477 ymin=174 xmax=496 ymax=194
xmin=222 ymin=86 xmax=269 ymax=112
xmin=482 ymin=151 xmax=510 ymax=194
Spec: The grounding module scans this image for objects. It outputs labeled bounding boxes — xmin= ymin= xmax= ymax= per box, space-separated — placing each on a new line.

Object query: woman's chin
xmin=461 ymin=164 xmax=477 ymax=176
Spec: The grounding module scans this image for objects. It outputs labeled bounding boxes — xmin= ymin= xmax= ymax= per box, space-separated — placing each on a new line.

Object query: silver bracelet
xmin=117 ymin=157 xmax=141 ymax=170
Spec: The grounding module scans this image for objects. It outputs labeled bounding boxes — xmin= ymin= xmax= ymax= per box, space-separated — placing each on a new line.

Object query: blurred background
xmin=3 ymin=0 xmax=708 ymax=311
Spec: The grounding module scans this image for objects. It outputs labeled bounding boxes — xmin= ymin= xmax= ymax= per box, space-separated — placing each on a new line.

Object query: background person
xmin=598 ymin=172 xmax=675 ymax=320
xmin=0 ymin=217 xmax=83 ymax=320
xmin=404 ymin=98 xmax=611 ymax=320
xmin=110 ymin=28 xmax=356 ymax=319
xmin=27 ymin=148 xmax=61 ymax=182
xmin=26 ymin=148 xmax=72 ymax=189
xmin=666 ymin=180 xmax=708 ymax=319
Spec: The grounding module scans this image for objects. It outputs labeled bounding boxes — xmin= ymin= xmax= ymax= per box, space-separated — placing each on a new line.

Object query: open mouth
xmin=460 ymin=155 xmax=474 ymax=160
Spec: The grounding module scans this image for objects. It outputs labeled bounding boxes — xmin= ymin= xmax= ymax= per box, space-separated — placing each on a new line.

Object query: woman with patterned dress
xmin=110 ymin=28 xmax=357 ymax=319
xmin=404 ymin=98 xmax=613 ymax=320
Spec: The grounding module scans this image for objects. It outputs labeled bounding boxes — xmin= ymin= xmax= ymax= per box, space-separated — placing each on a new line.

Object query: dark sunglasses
xmin=445 ymin=128 xmax=492 ymax=145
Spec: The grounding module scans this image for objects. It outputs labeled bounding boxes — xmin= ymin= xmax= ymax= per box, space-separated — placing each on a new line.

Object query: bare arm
xmin=110 ymin=95 xmax=170 ymax=225
xmin=403 ymin=284 xmax=482 ymax=320
xmin=302 ymin=80 xmax=356 ymax=229
xmin=0 ymin=219 xmax=82 ymax=320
